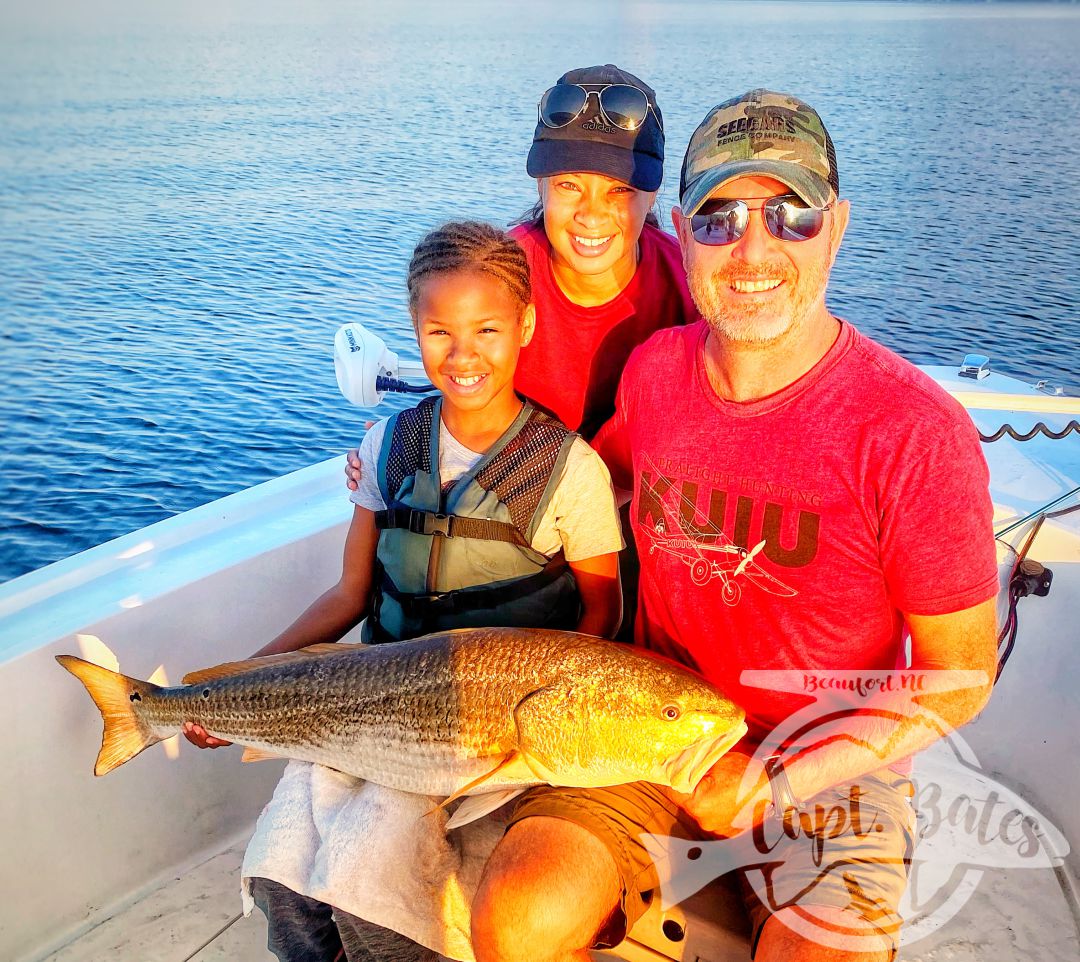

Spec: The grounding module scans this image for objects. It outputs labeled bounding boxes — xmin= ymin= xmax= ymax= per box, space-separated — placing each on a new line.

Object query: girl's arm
xmin=252 ymin=504 xmax=379 ymax=657
xmin=568 ymin=553 xmax=622 ymax=639
xmin=546 ymin=438 xmax=627 ymax=640
xmin=183 ymin=505 xmax=379 ymax=749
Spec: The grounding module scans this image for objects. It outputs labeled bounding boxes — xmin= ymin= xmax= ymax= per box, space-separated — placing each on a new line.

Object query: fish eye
xmin=662 ymin=704 xmax=681 ymax=721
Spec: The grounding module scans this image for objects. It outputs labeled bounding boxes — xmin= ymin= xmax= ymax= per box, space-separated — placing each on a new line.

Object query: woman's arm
xmin=568 ymin=553 xmax=622 ymax=638
xmin=184 ymin=505 xmax=379 ymax=748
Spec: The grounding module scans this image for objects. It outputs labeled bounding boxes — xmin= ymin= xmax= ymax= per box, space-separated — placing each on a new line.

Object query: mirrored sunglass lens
xmin=765 ymin=197 xmax=824 ymax=241
xmin=598 ymin=85 xmax=650 ymax=129
xmin=540 ymin=85 xmax=589 ymax=127
xmin=691 ymin=201 xmax=749 ymax=245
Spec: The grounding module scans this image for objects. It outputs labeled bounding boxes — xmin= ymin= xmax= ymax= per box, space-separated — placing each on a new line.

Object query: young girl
xmin=185 ymin=221 xmax=624 ymax=962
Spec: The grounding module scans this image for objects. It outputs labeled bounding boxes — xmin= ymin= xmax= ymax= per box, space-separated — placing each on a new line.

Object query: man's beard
xmin=688 ymin=259 xmax=831 ymax=345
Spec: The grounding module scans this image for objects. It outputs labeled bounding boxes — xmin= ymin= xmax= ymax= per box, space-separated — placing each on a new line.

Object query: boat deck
xmin=42 ymin=840 xmax=272 ymax=962
xmin=41 ymin=833 xmax=1079 ymax=962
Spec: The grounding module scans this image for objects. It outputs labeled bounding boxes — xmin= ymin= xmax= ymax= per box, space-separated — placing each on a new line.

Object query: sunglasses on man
xmin=688 ymin=194 xmax=832 ymax=246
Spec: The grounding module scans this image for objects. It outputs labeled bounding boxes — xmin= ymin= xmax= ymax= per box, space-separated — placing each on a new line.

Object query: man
xmin=470 ymin=90 xmax=999 ymax=962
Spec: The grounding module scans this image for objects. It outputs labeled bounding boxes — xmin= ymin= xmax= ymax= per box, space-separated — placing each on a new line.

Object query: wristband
xmin=763 ymin=753 xmax=802 ymax=820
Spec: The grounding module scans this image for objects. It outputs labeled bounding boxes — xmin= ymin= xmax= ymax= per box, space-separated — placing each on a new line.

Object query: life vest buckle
xmin=423 ymin=512 xmax=452 ymax=537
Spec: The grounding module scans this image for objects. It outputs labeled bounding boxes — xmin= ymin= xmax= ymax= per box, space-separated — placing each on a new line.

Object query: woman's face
xmin=539 ymin=172 xmax=657 ymax=281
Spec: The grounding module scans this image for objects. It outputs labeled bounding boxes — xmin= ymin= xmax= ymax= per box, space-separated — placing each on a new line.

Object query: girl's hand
xmin=182 ymin=721 xmax=232 ymax=749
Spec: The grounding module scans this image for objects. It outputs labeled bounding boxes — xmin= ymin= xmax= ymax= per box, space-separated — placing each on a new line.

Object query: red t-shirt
xmin=511 ymin=221 xmax=697 ymax=437
xmin=595 ymin=319 xmax=999 ymax=737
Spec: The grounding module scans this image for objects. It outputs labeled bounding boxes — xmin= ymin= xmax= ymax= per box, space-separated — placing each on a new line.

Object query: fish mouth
xmin=665 ymin=719 xmax=749 ymax=794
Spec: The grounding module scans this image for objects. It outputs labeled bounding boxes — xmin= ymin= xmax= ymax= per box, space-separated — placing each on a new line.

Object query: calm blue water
xmin=1 ymin=1 xmax=1078 ymax=583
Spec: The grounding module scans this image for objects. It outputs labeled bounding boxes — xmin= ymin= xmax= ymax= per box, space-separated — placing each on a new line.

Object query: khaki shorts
xmin=507 ymin=770 xmax=915 ymax=956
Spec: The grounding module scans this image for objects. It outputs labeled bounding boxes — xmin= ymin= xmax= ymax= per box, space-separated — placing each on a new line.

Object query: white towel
xmin=241 ymin=761 xmax=508 ymax=962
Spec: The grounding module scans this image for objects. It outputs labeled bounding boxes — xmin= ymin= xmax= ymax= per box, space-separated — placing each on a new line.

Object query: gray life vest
xmin=367 ymin=395 xmax=581 ymax=641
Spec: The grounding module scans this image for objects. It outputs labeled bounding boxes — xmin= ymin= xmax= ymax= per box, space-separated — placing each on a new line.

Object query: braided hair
xmin=407 ymin=221 xmax=531 ymax=319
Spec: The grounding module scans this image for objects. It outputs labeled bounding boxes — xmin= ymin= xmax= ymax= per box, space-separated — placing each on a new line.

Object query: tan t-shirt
xmin=350 ymin=415 xmax=624 ymax=562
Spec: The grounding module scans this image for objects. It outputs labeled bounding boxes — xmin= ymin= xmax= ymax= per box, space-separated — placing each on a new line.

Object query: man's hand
xmin=671 ymin=751 xmax=770 ymax=838
xmin=182 ymin=721 xmax=232 ymax=749
xmin=344 ymin=447 xmax=363 ymax=491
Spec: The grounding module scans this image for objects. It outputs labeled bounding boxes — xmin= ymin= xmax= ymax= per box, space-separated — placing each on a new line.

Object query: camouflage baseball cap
xmin=679 ymin=89 xmax=839 ymax=215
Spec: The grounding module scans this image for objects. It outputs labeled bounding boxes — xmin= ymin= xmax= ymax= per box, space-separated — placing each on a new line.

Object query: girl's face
xmin=413 ymin=268 xmax=535 ymax=418
xmin=539 ymin=172 xmax=656 ymax=280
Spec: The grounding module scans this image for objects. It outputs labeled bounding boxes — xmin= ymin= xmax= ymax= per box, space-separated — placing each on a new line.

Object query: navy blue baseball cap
xmin=527 ymin=64 xmax=665 ymax=191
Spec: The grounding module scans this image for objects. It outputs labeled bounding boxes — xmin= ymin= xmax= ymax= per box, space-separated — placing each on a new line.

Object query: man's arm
xmin=681 ymin=596 xmax=998 ymax=837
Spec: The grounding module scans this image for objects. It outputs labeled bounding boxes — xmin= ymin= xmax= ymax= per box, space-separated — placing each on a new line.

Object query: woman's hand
xmin=344 ymin=423 xmax=374 ymax=491
xmin=182 ymin=721 xmax=232 ymax=749
xmin=344 ymin=447 xmax=363 ymax=491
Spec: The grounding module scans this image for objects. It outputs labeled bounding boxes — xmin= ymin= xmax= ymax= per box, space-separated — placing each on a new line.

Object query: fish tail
xmin=56 ymin=655 xmax=165 ymax=776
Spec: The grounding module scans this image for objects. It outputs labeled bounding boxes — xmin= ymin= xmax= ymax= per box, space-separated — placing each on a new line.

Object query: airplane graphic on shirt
xmin=638 ymin=456 xmax=797 ymax=607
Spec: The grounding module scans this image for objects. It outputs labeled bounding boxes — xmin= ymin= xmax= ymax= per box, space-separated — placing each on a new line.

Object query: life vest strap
xmin=375 ymin=507 xmax=529 ymax=547
xmin=378 ymin=552 xmax=570 ymax=617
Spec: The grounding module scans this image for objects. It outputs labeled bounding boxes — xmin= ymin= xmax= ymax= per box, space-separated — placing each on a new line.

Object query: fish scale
xmin=58 ymin=627 xmax=748 ymax=799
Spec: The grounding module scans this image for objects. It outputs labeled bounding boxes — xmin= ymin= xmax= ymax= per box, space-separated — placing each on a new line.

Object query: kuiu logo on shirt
xmin=634 ymin=464 xmax=808 ymax=607
xmin=636 ymin=468 xmax=820 ymax=568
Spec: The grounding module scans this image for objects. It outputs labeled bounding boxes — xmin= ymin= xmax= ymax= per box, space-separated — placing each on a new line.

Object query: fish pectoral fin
xmin=444 ymin=790 xmax=525 ymax=831
xmin=427 ymin=751 xmax=528 ymax=816
xmin=182 ymin=643 xmax=364 ymax=685
xmin=511 ymin=683 xmax=575 ymax=773
xmin=241 ymin=746 xmax=285 ymax=764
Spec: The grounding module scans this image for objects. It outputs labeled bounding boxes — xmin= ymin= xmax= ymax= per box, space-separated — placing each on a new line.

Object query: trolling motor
xmin=334 ymin=322 xmax=435 ymax=408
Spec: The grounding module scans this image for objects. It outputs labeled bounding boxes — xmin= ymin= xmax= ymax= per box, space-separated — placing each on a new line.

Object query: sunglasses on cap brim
xmin=688 ymin=195 xmax=832 ymax=246
xmin=538 ymin=83 xmax=663 ymax=133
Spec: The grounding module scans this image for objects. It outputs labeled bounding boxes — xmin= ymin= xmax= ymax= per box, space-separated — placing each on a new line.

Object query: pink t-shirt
xmin=595 ymin=319 xmax=999 ymax=736
xmin=511 ymin=221 xmax=697 ymax=437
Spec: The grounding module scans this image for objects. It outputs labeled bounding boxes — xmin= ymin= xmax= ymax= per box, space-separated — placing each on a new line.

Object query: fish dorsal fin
xmin=241 ymin=746 xmax=284 ymax=763
xmin=182 ymin=642 xmax=366 ymax=685
xmin=444 ymin=789 xmax=525 ymax=831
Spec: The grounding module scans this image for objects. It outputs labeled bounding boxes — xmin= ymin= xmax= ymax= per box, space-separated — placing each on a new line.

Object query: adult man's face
xmin=672 ymin=174 xmax=849 ymax=346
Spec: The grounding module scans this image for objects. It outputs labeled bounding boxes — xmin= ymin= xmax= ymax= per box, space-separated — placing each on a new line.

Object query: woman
xmin=347 ymin=62 xmax=695 ymax=475
xmin=509 ymin=63 xmax=696 ymax=438
xmin=346 ymin=65 xmax=695 ymax=641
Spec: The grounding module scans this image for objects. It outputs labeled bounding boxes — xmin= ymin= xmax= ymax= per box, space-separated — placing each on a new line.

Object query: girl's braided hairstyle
xmin=407 ymin=221 xmax=531 ymax=319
